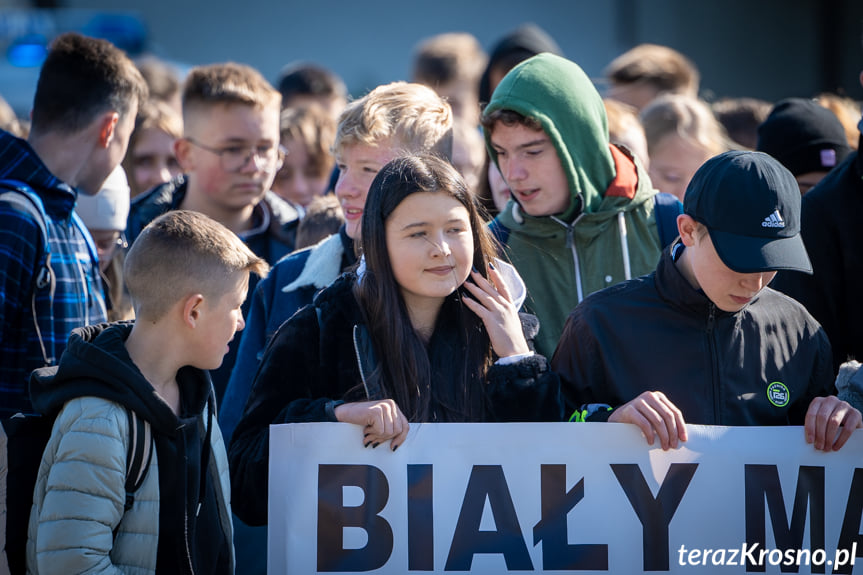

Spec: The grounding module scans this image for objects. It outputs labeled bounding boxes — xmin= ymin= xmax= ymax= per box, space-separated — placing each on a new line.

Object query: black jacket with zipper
xmin=229 ymin=272 xmax=563 ymax=526
xmin=552 ymin=244 xmax=835 ymax=425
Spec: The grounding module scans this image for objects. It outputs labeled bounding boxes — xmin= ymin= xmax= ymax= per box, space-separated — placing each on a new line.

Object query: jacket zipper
xmin=552 ymin=213 xmax=585 ymax=303
xmin=184 ymin=508 xmax=195 ymax=575
xmin=183 ymin=424 xmax=196 ymax=575
xmin=706 ymin=303 xmax=721 ymax=424
xmin=353 ymin=324 xmax=371 ymax=399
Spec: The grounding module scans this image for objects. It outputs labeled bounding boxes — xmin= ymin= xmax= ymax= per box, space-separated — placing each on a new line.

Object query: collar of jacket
xmin=282 ymin=230 xmax=350 ymax=292
xmin=655 ymin=243 xmax=761 ymax=319
xmin=0 ymin=131 xmax=78 ymax=218
xmin=244 ymin=191 xmax=299 ymax=244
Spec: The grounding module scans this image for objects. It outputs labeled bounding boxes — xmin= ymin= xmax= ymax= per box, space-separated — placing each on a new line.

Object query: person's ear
xmin=97 ymin=112 xmax=120 ymax=149
xmin=182 ymin=293 xmax=205 ymax=328
xmin=174 ymin=137 xmax=195 ymax=171
xmin=677 ymin=214 xmax=700 ymax=247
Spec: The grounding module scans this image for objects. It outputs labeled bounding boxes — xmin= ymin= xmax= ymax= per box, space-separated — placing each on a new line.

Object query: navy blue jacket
xmin=220 ymin=227 xmax=356 ymax=442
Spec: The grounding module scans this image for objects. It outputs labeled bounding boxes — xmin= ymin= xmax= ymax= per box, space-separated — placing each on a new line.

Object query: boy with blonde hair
xmin=27 ymin=210 xmax=268 ymax=574
xmin=222 ymin=80 xmax=451 ymax=574
xmin=223 ymin=81 xmax=452 ymax=442
xmin=127 ymin=62 xmax=299 ymax=403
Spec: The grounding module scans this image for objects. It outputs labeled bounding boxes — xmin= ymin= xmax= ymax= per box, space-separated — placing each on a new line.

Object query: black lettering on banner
xmin=317 ymin=464 xmax=393 ymax=572
xmin=532 ymin=464 xmax=608 ymax=570
xmin=445 ymin=465 xmax=533 ymax=571
xmin=408 ymin=464 xmax=434 ymax=571
xmin=611 ymin=463 xmax=698 ymax=571
xmin=744 ymin=465 xmax=825 ymax=574
xmin=829 ymin=468 xmax=863 ymax=575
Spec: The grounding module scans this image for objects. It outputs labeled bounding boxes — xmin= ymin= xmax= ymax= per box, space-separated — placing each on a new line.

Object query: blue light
xmin=7 ymin=35 xmax=48 ymax=68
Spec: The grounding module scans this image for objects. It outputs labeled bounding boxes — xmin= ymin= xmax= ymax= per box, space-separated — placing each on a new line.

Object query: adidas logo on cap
xmin=762 ymin=209 xmax=785 ymax=228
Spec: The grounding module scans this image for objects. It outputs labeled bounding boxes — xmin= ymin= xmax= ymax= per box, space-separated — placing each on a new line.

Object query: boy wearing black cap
xmin=552 ymin=150 xmax=861 ymax=451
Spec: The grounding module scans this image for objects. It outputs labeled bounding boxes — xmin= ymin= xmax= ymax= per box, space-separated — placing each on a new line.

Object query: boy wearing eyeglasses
xmin=126 ymin=62 xmax=299 ymax=404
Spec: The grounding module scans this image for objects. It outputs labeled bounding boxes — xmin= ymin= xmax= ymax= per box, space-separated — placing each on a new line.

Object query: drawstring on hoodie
xmin=617 ymin=212 xmax=632 ymax=280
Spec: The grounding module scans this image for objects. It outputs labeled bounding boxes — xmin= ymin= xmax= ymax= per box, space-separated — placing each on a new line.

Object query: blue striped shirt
xmin=0 ymin=130 xmax=106 ymax=416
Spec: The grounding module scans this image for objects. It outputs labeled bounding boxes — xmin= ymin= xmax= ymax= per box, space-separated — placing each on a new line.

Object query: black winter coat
xmin=229 ymin=273 xmax=563 ymax=525
xmin=773 ymin=137 xmax=863 ymax=375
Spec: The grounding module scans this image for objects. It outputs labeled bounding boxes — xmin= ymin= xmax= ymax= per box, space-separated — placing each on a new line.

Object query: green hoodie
xmin=483 ymin=53 xmax=662 ymax=357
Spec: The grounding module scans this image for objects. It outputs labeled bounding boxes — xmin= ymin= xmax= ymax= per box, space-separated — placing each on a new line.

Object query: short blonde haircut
xmin=182 ymin=62 xmax=280 ymax=126
xmin=334 ymin=82 xmax=453 ymax=160
xmin=280 ymin=104 xmax=336 ymax=178
xmin=640 ymin=94 xmax=732 ymax=158
xmin=605 ymin=44 xmax=699 ymax=98
xmin=412 ymin=32 xmax=487 ymax=88
xmin=125 ymin=210 xmax=269 ymax=320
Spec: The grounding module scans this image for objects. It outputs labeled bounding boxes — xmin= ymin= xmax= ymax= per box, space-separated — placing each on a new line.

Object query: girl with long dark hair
xmin=229 ymin=153 xmax=561 ymax=525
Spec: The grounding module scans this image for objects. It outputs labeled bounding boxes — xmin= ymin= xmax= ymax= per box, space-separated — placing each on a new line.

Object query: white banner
xmin=268 ymin=422 xmax=863 ymax=574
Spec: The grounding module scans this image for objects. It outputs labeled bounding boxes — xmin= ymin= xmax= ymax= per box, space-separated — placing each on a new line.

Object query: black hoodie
xmin=30 ymin=322 xmax=232 ymax=575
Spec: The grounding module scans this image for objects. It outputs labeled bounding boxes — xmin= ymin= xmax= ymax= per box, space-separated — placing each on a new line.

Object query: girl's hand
xmin=334 ymin=399 xmax=410 ymax=451
xmin=462 ymin=262 xmax=531 ymax=358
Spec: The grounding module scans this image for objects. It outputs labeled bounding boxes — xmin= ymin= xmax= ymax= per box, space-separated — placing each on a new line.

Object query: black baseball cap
xmin=683 ymin=150 xmax=812 ymax=274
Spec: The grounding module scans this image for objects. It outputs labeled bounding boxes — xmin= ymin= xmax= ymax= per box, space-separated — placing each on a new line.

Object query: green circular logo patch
xmin=766 ymin=382 xmax=790 ymax=407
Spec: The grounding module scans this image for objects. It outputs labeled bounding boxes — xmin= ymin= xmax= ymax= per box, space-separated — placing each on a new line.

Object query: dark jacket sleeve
xmin=485 ymin=354 xmax=563 ymax=421
xmin=789 ymin=326 xmax=837 ymax=425
xmin=228 ymin=305 xmax=338 ymax=526
xmin=551 ymin=306 xmax=612 ymax=421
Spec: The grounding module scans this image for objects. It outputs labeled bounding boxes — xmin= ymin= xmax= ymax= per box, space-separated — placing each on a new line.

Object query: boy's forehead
xmin=184 ymin=101 xmax=279 ymax=136
xmin=489 ymin=122 xmax=549 ymax=147
xmin=335 ymin=140 xmax=397 ymax=163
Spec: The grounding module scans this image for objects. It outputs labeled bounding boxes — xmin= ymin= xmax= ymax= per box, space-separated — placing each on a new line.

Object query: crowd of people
xmin=0 ymin=22 xmax=862 ymax=575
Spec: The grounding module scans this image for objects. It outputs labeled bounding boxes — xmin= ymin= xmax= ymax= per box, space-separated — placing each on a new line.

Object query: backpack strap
xmin=653 ymin=192 xmax=684 ymax=249
xmin=488 ymin=218 xmax=510 ymax=246
xmin=0 ymin=180 xmax=54 ymax=289
xmin=123 ymin=407 xmax=153 ymax=513
xmin=71 ymin=209 xmax=99 ymax=267
xmin=0 ymin=180 xmax=57 ymax=365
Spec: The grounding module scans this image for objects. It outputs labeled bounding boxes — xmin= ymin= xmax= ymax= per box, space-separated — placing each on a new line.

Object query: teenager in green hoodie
xmin=481 ymin=52 xmax=669 ymax=357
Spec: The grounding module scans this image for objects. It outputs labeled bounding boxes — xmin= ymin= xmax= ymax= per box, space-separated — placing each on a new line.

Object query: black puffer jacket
xmin=229 ymin=273 xmax=563 ymax=525
xmin=552 ymin=244 xmax=835 ymax=425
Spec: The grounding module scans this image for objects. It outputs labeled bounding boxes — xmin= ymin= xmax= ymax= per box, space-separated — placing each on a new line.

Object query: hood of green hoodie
xmin=483 ymin=52 xmax=616 ymax=219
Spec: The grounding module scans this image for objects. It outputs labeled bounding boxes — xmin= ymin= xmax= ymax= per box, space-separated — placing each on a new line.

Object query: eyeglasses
xmin=93 ymin=232 xmax=128 ymax=253
xmin=185 ymin=138 xmax=286 ymax=173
